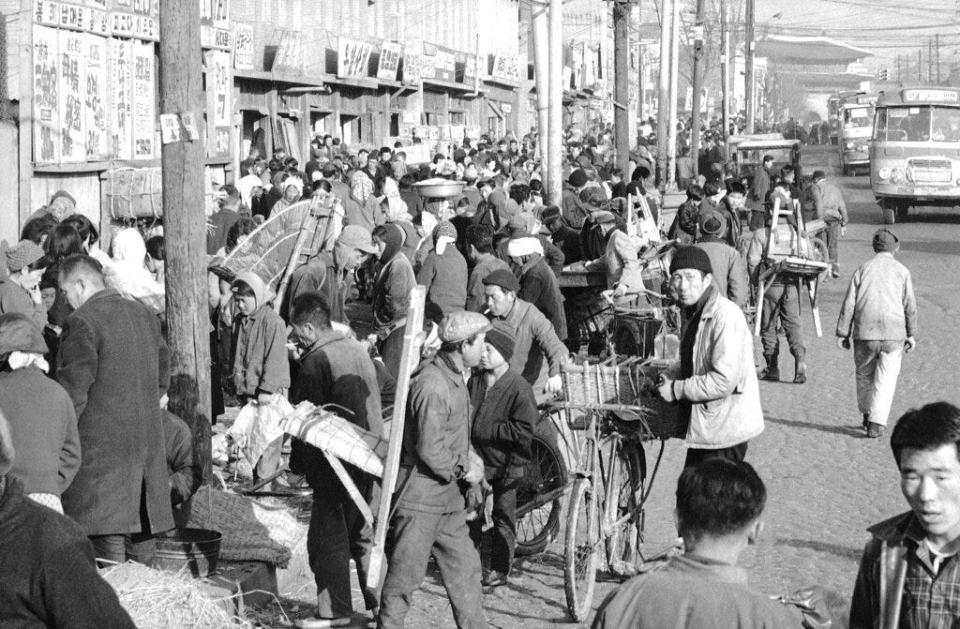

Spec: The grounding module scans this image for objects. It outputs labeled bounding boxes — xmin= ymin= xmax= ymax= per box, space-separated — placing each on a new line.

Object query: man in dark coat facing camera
xmin=56 ymin=254 xmax=173 ymax=564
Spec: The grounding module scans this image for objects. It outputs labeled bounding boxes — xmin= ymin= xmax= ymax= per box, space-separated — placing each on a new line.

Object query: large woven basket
xmin=561 ymin=360 xmax=685 ymax=440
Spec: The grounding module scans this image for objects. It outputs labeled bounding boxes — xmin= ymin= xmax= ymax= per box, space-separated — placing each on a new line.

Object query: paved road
xmin=297 ymin=148 xmax=960 ymax=627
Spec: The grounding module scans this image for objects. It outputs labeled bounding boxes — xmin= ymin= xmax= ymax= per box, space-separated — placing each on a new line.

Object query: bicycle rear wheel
xmin=605 ymin=440 xmax=646 ymax=573
xmin=564 ymin=476 xmax=600 ymax=622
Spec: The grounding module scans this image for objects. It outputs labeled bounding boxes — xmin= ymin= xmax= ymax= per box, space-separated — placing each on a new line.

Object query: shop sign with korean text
xmin=200 ymin=0 xmax=231 ymax=50
xmin=377 ymin=41 xmax=402 ymax=81
xmin=338 ymin=37 xmax=373 ymax=79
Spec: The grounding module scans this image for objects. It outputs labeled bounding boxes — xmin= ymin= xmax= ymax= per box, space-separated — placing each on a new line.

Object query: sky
xmin=756 ymin=0 xmax=960 ymax=76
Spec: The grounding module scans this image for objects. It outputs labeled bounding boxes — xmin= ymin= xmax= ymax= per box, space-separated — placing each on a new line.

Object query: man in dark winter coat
xmin=288 ymin=292 xmax=382 ymax=625
xmin=56 ymin=254 xmax=173 ymax=564
xmin=0 ymin=409 xmax=137 ymax=628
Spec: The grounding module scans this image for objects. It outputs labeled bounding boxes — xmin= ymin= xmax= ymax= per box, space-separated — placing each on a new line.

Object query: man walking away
xmin=657 ymin=247 xmax=763 ymax=469
xmin=593 ymin=459 xmax=840 ymax=628
xmin=836 ymin=229 xmax=917 ymax=438
xmin=378 ymin=311 xmax=489 ymax=629
xmin=851 ymin=402 xmax=960 ymax=627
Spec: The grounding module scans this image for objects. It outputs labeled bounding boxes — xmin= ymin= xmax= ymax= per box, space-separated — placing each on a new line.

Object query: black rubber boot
xmin=759 ymin=353 xmax=779 ymax=382
xmin=792 ymin=350 xmax=807 ymax=384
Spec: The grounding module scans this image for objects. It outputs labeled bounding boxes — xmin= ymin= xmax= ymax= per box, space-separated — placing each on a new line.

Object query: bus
xmin=837 ymin=91 xmax=876 ymax=175
xmin=870 ymin=86 xmax=960 ymax=224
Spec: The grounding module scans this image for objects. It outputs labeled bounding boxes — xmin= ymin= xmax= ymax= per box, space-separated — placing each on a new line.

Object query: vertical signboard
xmin=207 ymin=49 xmax=231 ymax=157
xmin=85 ymin=34 xmax=110 ymax=160
xmin=131 ymin=39 xmax=155 ymax=159
xmin=110 ymin=37 xmax=132 ymax=160
xmin=337 ymin=37 xmax=373 ymax=79
xmin=377 ymin=41 xmax=402 ymax=81
xmin=33 ymin=26 xmax=60 ymax=164
xmin=58 ymin=29 xmax=86 ymax=162
xmin=402 ymin=47 xmax=422 ymax=86
xmin=233 ymin=22 xmax=254 ymax=70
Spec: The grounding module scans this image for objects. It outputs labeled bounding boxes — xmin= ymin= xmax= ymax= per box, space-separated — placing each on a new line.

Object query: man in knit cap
xmin=836 ymin=228 xmax=917 ymax=438
xmin=657 ymin=247 xmax=764 ymax=469
xmin=468 ymin=321 xmax=537 ymax=588
xmin=694 ymin=211 xmax=749 ymax=308
xmin=562 ymin=168 xmax=590 ymax=229
xmin=379 ymin=310 xmax=489 ymax=629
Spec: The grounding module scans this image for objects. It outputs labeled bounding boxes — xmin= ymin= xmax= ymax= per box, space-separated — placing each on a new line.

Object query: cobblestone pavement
xmin=282 ymin=150 xmax=960 ymax=627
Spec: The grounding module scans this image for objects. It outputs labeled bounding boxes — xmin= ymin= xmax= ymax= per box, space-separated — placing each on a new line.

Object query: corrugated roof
xmin=756 ymin=35 xmax=873 ymax=64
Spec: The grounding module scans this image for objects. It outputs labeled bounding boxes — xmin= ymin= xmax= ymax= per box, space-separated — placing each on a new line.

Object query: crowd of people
xmin=0 ymin=121 xmax=942 ymax=629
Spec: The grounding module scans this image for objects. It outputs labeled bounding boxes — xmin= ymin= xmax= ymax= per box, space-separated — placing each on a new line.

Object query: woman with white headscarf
xmin=106 ymin=228 xmax=165 ymax=313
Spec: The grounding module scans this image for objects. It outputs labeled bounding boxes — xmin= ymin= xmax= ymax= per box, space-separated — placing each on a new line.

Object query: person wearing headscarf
xmin=0 ymin=240 xmax=49 ymax=330
xmin=417 ymin=221 xmax=468 ymax=323
xmin=380 ymin=176 xmax=411 ymax=222
xmin=0 ymin=313 xmax=78 ymax=514
xmin=105 ymin=228 xmax=164 ymax=314
xmin=346 ymin=170 xmax=386 ymax=232
xmin=370 ymin=223 xmax=417 ymax=379
xmin=507 ymin=237 xmax=567 ymax=341
xmin=268 ymin=176 xmax=304 ymax=218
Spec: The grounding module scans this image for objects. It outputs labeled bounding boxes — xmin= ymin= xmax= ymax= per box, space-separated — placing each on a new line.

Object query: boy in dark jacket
xmin=468 ymin=322 xmax=536 ymax=587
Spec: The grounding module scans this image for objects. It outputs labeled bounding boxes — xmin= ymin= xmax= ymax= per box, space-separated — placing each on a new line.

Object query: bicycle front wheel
xmin=564 ymin=476 xmax=600 ymax=622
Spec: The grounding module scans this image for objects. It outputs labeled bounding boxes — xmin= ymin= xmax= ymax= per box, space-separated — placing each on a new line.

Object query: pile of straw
xmin=101 ymin=563 xmax=255 ymax=629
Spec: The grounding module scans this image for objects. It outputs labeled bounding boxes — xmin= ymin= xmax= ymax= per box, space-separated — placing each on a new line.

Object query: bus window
xmin=931 ymin=108 xmax=960 ymax=142
xmin=843 ymin=108 xmax=872 ymax=128
xmin=873 ymin=108 xmax=886 ymax=141
xmin=877 ymin=107 xmax=931 ymax=142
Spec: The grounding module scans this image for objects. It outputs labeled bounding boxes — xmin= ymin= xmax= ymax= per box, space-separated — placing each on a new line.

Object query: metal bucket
xmin=153 ymin=528 xmax=222 ymax=577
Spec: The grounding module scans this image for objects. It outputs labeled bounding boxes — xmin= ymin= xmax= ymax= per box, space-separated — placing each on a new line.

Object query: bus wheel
xmin=881 ymin=207 xmax=896 ymax=225
xmin=896 ymin=204 xmax=909 ymax=222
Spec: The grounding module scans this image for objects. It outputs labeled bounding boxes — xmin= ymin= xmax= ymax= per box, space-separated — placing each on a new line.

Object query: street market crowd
xmin=0 ymin=118 xmax=947 ymax=629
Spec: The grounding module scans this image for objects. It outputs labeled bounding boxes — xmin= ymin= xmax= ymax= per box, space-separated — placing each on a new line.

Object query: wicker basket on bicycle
xmin=560 ymin=359 xmax=685 ymax=441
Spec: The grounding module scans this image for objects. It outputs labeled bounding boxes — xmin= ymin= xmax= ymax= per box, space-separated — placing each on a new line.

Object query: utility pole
xmin=638 ymin=43 xmax=645 ymax=122
xmin=744 ymin=0 xmax=755 ymax=133
xmin=613 ymin=0 xmax=632 ymax=173
xmin=720 ymin=0 xmax=730 ymax=146
xmin=547 ymin=0 xmax=563 ymax=206
xmin=667 ymin=0 xmax=680 ymax=188
xmin=918 ymin=49 xmax=922 ymax=82
xmin=656 ymin=0 xmax=673 ymax=192
xmin=936 ymin=33 xmax=941 ymax=84
xmin=690 ymin=0 xmax=706 ymax=177
xmin=159 ymin=0 xmax=212 ymax=480
xmin=532 ymin=4 xmax=549 ymax=173
xmin=929 ymin=39 xmax=934 ymax=83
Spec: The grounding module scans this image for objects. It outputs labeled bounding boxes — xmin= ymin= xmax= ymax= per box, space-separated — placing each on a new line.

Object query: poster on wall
xmin=233 ymin=22 xmax=254 ymax=70
xmin=131 ymin=39 xmax=155 ymax=159
xmin=337 ymin=37 xmax=373 ymax=79
xmin=272 ymin=30 xmax=303 ymax=74
xmin=402 ymin=48 xmax=422 ymax=86
xmin=422 ymin=43 xmax=455 ymax=83
xmin=58 ymin=30 xmax=86 ymax=162
xmin=206 ymin=50 xmax=231 ymax=158
xmin=377 ymin=41 xmax=401 ymax=81
xmin=84 ymin=33 xmax=110 ymax=160
xmin=110 ymin=37 xmax=133 ymax=160
xmin=200 ymin=0 xmax=231 ymax=51
xmin=491 ymin=53 xmax=521 ymax=84
xmin=33 ymin=26 xmax=60 ymax=164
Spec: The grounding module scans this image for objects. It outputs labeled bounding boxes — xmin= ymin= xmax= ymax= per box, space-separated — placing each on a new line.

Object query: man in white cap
xmin=507 ymin=236 xmax=567 ymax=341
xmin=0 ymin=409 xmax=137 ymax=627
xmin=284 ymin=224 xmax=379 ymax=325
xmin=379 ymin=310 xmax=489 ymax=629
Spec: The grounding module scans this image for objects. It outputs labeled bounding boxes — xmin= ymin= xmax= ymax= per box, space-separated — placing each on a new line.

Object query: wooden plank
xmin=322 ymin=450 xmax=375 ymax=526
xmin=366 ymin=285 xmax=426 ymax=590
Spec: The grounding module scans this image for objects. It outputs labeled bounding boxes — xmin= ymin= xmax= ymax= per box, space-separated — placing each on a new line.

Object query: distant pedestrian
xmin=836 ymin=228 xmax=917 ymax=438
xmin=800 ymin=170 xmax=848 ymax=278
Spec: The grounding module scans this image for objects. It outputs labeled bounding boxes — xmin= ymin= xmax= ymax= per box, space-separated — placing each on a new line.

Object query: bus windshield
xmin=843 ymin=107 xmax=872 ymax=128
xmin=875 ymin=106 xmax=960 ymax=142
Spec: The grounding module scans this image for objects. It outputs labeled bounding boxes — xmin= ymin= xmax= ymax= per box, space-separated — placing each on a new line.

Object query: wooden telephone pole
xmin=720 ymin=0 xmax=729 ymax=144
xmin=159 ymin=0 xmax=212 ymax=480
xmin=690 ymin=0 xmax=706 ymax=177
xmin=613 ymin=0 xmax=632 ymax=173
xmin=744 ymin=0 xmax=755 ymax=132
xmin=656 ymin=0 xmax=673 ymax=192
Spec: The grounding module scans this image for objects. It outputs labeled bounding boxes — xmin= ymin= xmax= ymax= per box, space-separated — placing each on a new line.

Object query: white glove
xmin=464 ymin=448 xmax=485 ymax=484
